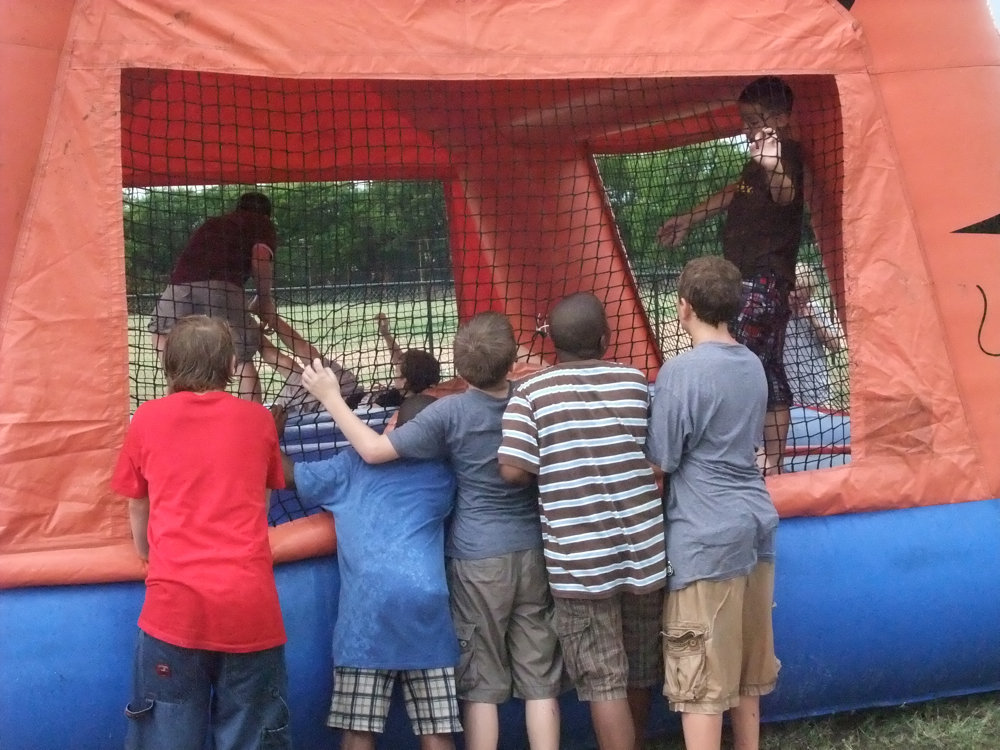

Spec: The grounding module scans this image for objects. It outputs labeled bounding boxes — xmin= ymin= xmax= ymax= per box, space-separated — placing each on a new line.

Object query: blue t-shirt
xmin=387 ymin=387 xmax=543 ymax=560
xmin=293 ymin=449 xmax=459 ymax=669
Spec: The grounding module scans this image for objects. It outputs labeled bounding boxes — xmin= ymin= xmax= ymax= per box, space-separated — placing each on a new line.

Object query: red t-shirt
xmin=112 ymin=391 xmax=287 ymax=652
xmin=169 ymin=210 xmax=278 ymax=287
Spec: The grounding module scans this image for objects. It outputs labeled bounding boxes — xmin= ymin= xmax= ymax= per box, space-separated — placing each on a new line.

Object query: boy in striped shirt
xmin=498 ymin=292 xmax=667 ymax=750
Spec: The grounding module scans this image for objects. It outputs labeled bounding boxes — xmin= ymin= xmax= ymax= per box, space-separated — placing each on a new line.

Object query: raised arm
xmin=301 ymin=358 xmax=399 ymax=464
xmin=376 ymin=313 xmax=406 ymax=389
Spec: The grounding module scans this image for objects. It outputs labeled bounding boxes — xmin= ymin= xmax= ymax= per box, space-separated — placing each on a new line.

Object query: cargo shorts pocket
xmin=454 ymin=622 xmax=478 ymax=692
xmin=663 ymin=623 xmax=708 ymax=702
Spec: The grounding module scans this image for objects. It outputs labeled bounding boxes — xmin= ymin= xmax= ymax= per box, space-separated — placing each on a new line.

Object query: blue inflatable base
xmin=4 ymin=498 xmax=1000 ymax=749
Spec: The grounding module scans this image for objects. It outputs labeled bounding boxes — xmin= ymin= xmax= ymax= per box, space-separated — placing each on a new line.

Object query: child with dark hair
xmin=647 ymin=257 xmax=780 ymax=750
xmin=281 ymin=393 xmax=462 ymax=750
xmin=659 ymin=76 xmax=804 ymax=475
xmin=498 ymin=292 xmax=667 ymax=750
xmin=373 ymin=312 xmax=441 ymax=407
xmin=301 ymin=311 xmax=564 ymax=750
xmin=111 ymin=315 xmax=291 ymax=750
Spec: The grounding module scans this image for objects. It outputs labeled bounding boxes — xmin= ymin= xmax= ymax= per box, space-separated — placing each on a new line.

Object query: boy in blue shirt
xmin=282 ymin=395 xmax=462 ymax=750
xmin=301 ymin=312 xmax=563 ymax=750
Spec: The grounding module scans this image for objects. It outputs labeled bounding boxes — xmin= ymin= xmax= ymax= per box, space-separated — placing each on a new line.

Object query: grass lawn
xmin=646 ymin=691 xmax=1000 ymax=750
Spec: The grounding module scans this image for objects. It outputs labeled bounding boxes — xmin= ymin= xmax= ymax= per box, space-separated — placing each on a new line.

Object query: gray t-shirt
xmin=647 ymin=341 xmax=779 ymax=591
xmin=388 ymin=386 xmax=542 ymax=560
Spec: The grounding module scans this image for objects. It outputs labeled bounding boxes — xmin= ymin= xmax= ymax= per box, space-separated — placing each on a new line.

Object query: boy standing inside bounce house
xmin=647 ymin=257 xmax=780 ymax=750
xmin=111 ymin=316 xmax=291 ymax=750
xmin=658 ymin=76 xmax=805 ymax=475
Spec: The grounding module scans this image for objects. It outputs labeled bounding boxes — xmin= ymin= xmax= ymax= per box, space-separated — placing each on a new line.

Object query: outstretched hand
xmin=657 ymin=215 xmax=691 ymax=247
xmin=301 ymin=358 xmax=345 ymax=404
xmin=375 ymin=312 xmax=392 ymax=337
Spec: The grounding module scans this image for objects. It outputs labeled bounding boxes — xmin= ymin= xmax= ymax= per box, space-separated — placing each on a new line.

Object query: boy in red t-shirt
xmin=112 ymin=315 xmax=291 ymax=750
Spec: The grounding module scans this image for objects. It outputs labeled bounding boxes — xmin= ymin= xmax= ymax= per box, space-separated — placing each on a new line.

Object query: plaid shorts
xmin=730 ymin=273 xmax=793 ymax=408
xmin=553 ymin=590 xmax=664 ymax=702
xmin=327 ymin=666 xmax=462 ymax=736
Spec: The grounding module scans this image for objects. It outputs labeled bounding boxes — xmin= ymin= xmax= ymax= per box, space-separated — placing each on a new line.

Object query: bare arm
xmin=498 ymin=462 xmax=535 ymax=487
xmin=805 ymin=305 xmax=844 ymax=353
xmin=280 ymin=451 xmax=296 ymax=489
xmin=657 ymin=184 xmax=737 ymax=247
xmin=270 ymin=315 xmax=323 ymax=364
xmin=128 ymin=498 xmax=150 ymax=561
xmin=376 ymin=313 xmax=406 ymax=389
xmin=251 ymin=243 xmax=278 ymax=331
xmin=302 ymin=359 xmax=399 ymax=463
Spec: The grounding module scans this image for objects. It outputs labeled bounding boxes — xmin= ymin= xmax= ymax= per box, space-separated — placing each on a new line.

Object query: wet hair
xmin=401 ymin=349 xmax=441 ymax=393
xmin=236 ymin=191 xmax=272 ymax=216
xmin=396 ymin=393 xmax=437 ymax=427
xmin=677 ymin=256 xmax=743 ymax=326
xmin=453 ymin=312 xmax=517 ymax=389
xmin=738 ymin=76 xmax=794 ymax=115
xmin=163 ymin=315 xmax=234 ymax=392
xmin=549 ymin=293 xmax=608 ymax=360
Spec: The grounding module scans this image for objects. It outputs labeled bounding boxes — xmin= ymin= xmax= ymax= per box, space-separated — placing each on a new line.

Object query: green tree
xmin=595 ymin=139 xmax=748 ymax=271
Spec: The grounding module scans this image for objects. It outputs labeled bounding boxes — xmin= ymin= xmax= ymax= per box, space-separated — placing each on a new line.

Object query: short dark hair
xmin=163 ymin=315 xmax=234 ymax=392
xmin=549 ymin=293 xmax=608 ymax=359
xmin=739 ymin=76 xmax=794 ymax=115
xmin=401 ymin=349 xmax=441 ymax=393
xmin=236 ymin=191 xmax=272 ymax=216
xmin=677 ymin=256 xmax=743 ymax=325
xmin=453 ymin=312 xmax=517 ymax=389
xmin=396 ymin=393 xmax=437 ymax=426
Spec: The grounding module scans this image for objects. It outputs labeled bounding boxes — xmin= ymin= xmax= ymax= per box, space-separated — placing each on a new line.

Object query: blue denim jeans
xmin=124 ymin=630 xmax=292 ymax=750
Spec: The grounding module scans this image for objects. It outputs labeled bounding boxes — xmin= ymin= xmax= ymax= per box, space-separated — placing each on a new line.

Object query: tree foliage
xmin=594 ymin=138 xmax=748 ymax=272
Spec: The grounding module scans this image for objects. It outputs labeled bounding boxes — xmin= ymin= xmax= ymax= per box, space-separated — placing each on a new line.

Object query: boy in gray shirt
xmin=301 ymin=312 xmax=563 ymax=750
xmin=647 ymin=256 xmax=780 ymax=750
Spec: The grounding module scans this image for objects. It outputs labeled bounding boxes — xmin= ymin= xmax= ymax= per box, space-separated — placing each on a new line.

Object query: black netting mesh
xmin=123 ymin=70 xmax=849 ymax=523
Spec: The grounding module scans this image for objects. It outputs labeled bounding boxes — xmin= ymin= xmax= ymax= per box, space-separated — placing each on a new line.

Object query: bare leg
xmin=590 ymin=698 xmax=635 ymax=750
xmin=235 ymin=359 xmax=262 ymax=402
xmin=627 ymin=687 xmax=653 ymax=750
xmin=762 ymin=405 xmax=790 ymax=476
xmin=730 ymin=695 xmax=761 ymax=750
xmin=679 ymin=712 xmax=723 ymax=750
xmin=340 ymin=729 xmax=377 ymax=750
xmin=461 ymin=701 xmax=499 ymax=750
xmin=525 ymin=697 xmax=560 ymax=750
xmin=419 ymin=733 xmax=457 ymax=750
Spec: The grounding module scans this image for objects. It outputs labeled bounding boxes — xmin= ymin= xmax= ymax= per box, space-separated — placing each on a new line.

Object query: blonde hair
xmin=163 ymin=315 xmax=234 ymax=392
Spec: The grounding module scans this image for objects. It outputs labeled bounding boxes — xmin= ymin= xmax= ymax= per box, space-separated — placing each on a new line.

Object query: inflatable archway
xmin=2 ymin=1 xmax=1000 ymax=748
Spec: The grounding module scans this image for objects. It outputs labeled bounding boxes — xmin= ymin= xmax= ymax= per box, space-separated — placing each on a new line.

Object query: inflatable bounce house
xmin=2 ymin=1 xmax=1000 ymax=747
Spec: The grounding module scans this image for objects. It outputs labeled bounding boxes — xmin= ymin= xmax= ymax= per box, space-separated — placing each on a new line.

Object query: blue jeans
xmin=124 ymin=630 xmax=292 ymax=750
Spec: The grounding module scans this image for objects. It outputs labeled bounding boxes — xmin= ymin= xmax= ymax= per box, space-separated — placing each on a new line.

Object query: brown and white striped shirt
xmin=499 ymin=361 xmax=666 ymax=599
